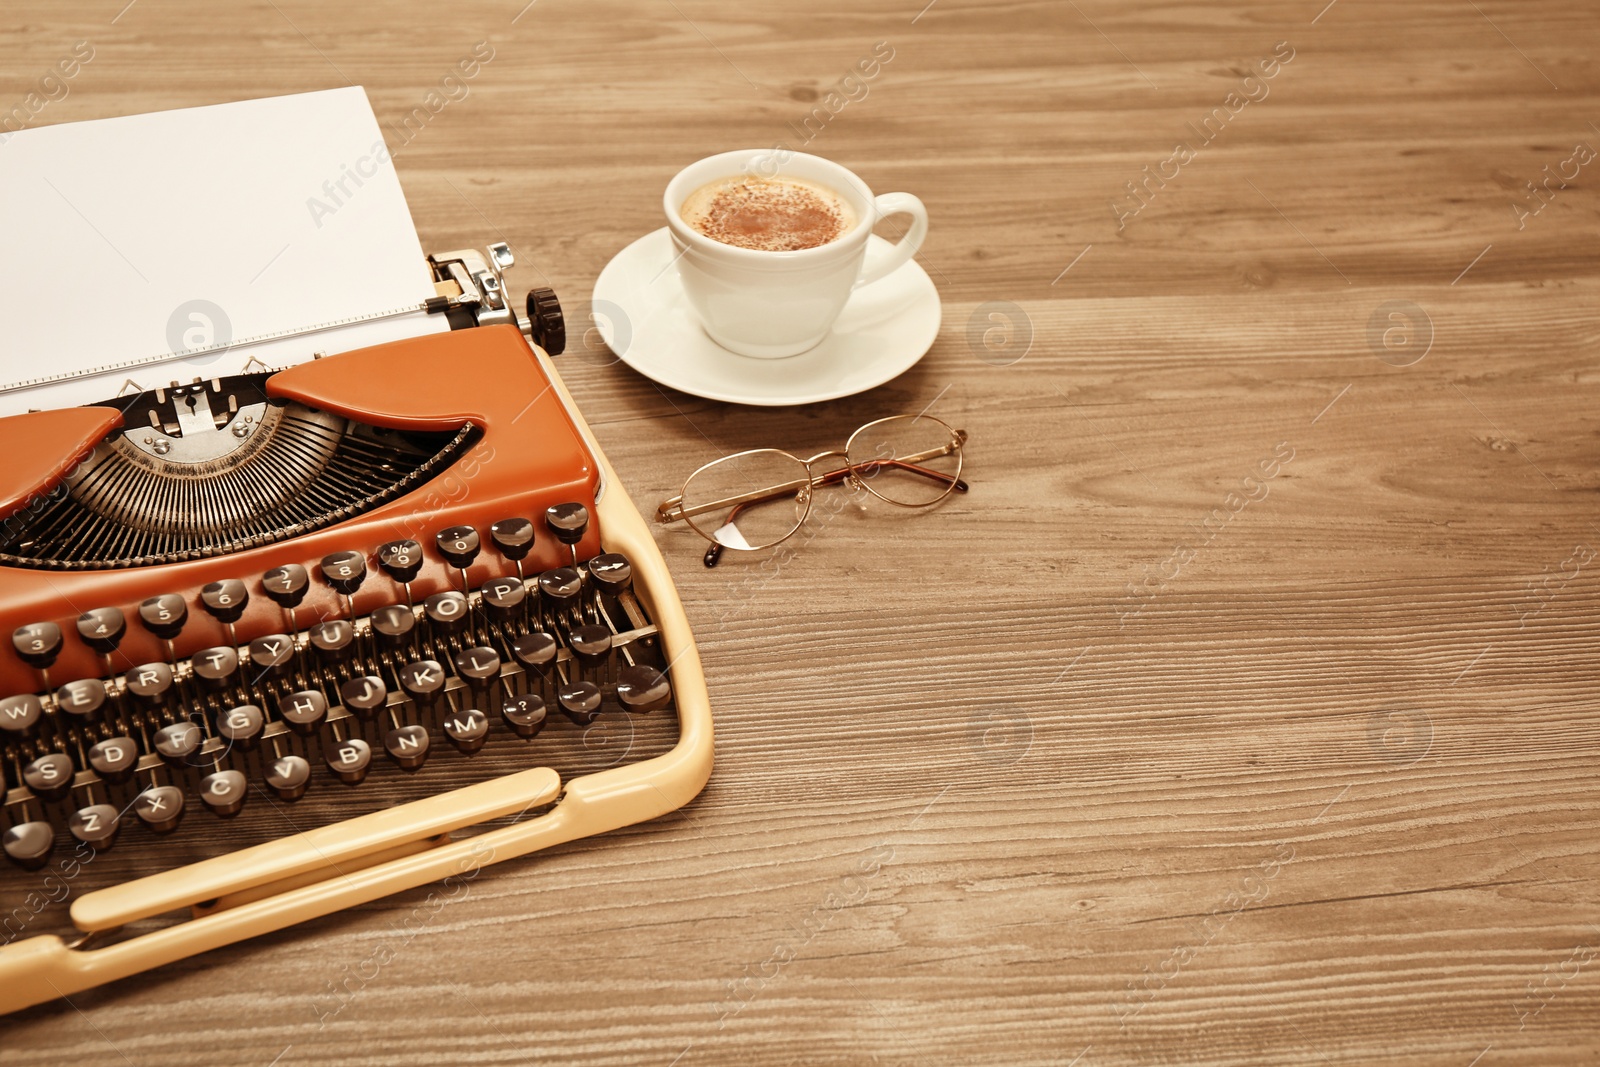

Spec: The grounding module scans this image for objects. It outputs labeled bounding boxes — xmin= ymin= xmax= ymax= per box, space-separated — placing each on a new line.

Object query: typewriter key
xmin=339 ymin=675 xmax=388 ymax=718
xmin=615 ymin=665 xmax=672 ymax=714
xmin=491 ymin=517 xmax=535 ymax=579
xmin=191 ymin=646 xmax=240 ymax=691
xmin=320 ymin=550 xmax=368 ymax=596
xmin=265 ymin=755 xmax=312 ymax=801
xmin=279 ymin=690 xmax=328 ymax=736
xmin=378 ymin=539 xmax=425 ymax=585
xmin=454 ymin=645 xmax=502 ymax=709
xmin=200 ymin=581 xmax=249 ymax=646
xmin=443 ymin=707 xmax=490 ymax=754
xmin=199 ymin=770 xmax=248 ymax=818
xmin=262 ymin=564 xmax=311 ymax=610
xmin=454 ymin=645 xmax=502 ymax=684
xmin=545 ymin=502 xmax=589 ymax=562
xmin=372 ymin=604 xmax=417 ymax=651
xmin=545 ymin=505 xmax=588 ymax=567
xmin=154 ymin=722 xmax=203 ymax=767
xmin=54 ymin=678 xmax=106 ymax=718
xmin=0 ymin=693 xmax=43 ymax=736
xmin=569 ymin=625 xmax=613 ymax=674
xmin=423 ymin=591 xmax=471 ymax=639
xmin=384 ymin=724 xmax=432 ymax=771
xmin=3 ymin=821 xmax=55 ymax=870
xmin=510 ymin=631 xmax=558 ymax=679
xmin=539 ymin=567 xmax=584 ymax=620
xmin=436 ymin=525 xmax=482 ymax=571
xmin=88 ymin=737 xmax=139 ymax=784
xmin=199 ymin=579 xmax=250 ymax=624
xmin=248 ymin=635 xmax=297 ymax=686
xmin=399 ymin=660 xmax=446 ymax=716
xmin=501 ymin=693 xmax=547 ymax=739
xmin=587 ymin=553 xmax=633 ymax=599
xmin=134 ymin=785 xmax=186 ymax=835
xmin=218 ymin=705 xmax=265 ymax=750
xmin=21 ymin=753 xmax=75 ymax=803
xmin=69 ymin=804 xmax=121 ymax=849
xmin=124 ymin=662 xmax=174 ymax=707
xmin=309 ymin=620 xmax=355 ymax=662
xmin=138 ymin=594 xmax=189 ymax=640
xmin=12 ymin=621 xmax=62 ymax=671
xmin=481 ymin=576 xmax=527 ymax=624
xmin=327 ymin=738 xmax=373 ymax=785
xmin=557 ymin=680 xmax=603 ymax=725
xmin=76 ymin=607 xmax=126 ymax=655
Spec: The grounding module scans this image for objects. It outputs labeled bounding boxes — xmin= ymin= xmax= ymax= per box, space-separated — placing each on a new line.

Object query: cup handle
xmin=855 ymin=191 xmax=928 ymax=288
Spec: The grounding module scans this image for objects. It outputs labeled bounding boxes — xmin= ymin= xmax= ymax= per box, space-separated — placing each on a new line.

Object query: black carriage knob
xmin=526 ymin=287 xmax=566 ymax=356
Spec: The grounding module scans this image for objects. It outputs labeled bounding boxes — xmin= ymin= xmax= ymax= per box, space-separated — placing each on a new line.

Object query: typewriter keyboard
xmin=0 ymin=503 xmax=673 ymax=871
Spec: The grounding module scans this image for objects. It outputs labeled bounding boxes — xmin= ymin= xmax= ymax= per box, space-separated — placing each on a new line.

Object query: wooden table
xmin=4 ymin=1 xmax=1598 ymax=1063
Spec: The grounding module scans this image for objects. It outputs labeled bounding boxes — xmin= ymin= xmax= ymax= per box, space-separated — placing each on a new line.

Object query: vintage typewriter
xmin=0 ymin=243 xmax=713 ymax=1012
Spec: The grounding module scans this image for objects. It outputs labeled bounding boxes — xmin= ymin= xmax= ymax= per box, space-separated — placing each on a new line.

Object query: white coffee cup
xmin=663 ymin=148 xmax=929 ymax=359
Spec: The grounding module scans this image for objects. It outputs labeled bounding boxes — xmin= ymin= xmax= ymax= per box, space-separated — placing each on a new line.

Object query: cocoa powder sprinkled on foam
xmin=684 ymin=178 xmax=849 ymax=252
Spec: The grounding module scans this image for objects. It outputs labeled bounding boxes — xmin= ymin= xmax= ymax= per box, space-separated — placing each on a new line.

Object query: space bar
xmin=70 ymin=767 xmax=561 ymax=932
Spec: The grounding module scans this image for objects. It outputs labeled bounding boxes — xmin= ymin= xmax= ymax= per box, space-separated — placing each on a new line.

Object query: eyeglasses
xmin=655 ymin=414 xmax=969 ymax=566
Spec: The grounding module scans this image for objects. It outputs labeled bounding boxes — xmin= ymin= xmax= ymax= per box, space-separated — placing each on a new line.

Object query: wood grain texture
xmin=3 ymin=0 xmax=1600 ymax=1063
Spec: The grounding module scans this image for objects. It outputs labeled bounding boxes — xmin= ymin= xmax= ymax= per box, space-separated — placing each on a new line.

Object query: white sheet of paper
xmin=0 ymin=86 xmax=445 ymax=416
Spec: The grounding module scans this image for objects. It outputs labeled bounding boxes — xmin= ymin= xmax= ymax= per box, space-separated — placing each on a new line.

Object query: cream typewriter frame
xmin=0 ymin=341 xmax=714 ymax=1015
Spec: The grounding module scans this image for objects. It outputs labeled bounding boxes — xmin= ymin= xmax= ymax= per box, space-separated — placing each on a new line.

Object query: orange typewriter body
xmin=0 ymin=324 xmax=714 ymax=1013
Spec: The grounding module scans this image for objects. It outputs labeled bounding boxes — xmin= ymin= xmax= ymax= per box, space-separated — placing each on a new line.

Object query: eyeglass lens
xmin=680 ymin=448 xmax=812 ymax=550
xmin=845 ymin=415 xmax=963 ymax=507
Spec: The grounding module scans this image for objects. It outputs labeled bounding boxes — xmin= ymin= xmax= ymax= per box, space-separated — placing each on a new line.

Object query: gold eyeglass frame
xmin=655 ymin=415 xmax=969 ymax=558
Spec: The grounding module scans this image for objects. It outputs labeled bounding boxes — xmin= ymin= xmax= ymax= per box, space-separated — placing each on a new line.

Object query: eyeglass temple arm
xmin=815 ymin=459 xmax=968 ymax=491
xmin=659 ymin=448 xmax=967 ymax=525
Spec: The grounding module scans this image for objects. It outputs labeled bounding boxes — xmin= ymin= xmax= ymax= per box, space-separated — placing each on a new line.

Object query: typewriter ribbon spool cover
xmin=0 ymin=91 xmax=712 ymax=1012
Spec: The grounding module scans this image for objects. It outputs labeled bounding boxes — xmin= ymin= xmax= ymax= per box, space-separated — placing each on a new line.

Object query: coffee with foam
xmin=680 ymin=176 xmax=856 ymax=252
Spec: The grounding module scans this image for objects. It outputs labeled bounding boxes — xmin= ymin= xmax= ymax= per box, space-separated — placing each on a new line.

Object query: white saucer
xmin=591 ymin=228 xmax=941 ymax=406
